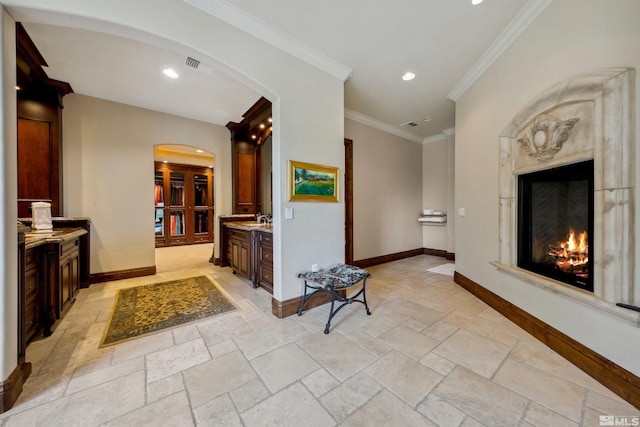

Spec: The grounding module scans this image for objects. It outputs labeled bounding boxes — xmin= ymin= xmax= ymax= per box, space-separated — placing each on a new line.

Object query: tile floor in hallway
xmin=1 ymin=251 xmax=638 ymax=426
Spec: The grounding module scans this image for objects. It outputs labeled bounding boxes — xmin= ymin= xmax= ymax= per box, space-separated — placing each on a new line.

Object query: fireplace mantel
xmin=493 ymin=68 xmax=638 ymax=326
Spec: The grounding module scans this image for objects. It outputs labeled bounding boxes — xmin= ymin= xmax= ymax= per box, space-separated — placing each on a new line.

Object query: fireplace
xmin=493 ymin=68 xmax=637 ymax=323
xmin=517 ymin=160 xmax=594 ymax=292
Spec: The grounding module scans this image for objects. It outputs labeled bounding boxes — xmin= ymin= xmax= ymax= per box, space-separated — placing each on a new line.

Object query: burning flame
xmin=561 ymin=229 xmax=588 ymax=262
xmin=548 ymin=228 xmax=589 ymax=276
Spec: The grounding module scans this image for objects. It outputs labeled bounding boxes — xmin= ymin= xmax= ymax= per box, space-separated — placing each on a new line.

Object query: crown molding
xmin=447 ymin=0 xmax=552 ymax=102
xmin=344 ymin=109 xmax=424 ymax=143
xmin=182 ymin=0 xmax=352 ymax=81
xmin=422 ymin=128 xmax=455 ymax=145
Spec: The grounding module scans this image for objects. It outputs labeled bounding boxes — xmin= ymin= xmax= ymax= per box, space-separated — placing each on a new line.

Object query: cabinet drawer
xmin=25 ymin=249 xmax=37 ymax=269
xmin=60 ymin=238 xmax=79 ymax=258
xmin=259 ymin=246 xmax=273 ymax=264
xmin=25 ymin=300 xmax=40 ymax=338
xmin=25 ymin=272 xmax=39 ymax=303
xmin=259 ymin=264 xmax=273 ymax=285
xmin=259 ymin=232 xmax=273 ymax=245
xmin=230 ymin=229 xmax=250 ymax=242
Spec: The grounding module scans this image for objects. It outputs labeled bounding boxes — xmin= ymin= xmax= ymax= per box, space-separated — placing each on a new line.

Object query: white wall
xmin=455 ymin=0 xmax=640 ymax=375
xmin=422 ymin=138 xmax=448 ymax=251
xmin=62 ymin=94 xmax=231 ymax=274
xmin=345 ymin=118 xmax=422 ymax=260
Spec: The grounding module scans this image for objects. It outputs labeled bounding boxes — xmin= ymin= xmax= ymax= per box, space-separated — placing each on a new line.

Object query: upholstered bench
xmin=297 ymin=264 xmax=371 ymax=334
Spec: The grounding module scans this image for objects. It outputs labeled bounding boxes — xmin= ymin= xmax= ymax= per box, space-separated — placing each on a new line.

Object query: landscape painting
xmin=289 ymin=160 xmax=338 ymax=202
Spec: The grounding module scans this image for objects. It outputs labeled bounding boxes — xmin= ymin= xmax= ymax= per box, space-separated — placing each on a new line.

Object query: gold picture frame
xmin=289 ymin=160 xmax=339 ymax=202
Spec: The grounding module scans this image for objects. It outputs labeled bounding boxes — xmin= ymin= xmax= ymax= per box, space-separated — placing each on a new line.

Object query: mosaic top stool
xmin=297 ymin=264 xmax=371 ymax=334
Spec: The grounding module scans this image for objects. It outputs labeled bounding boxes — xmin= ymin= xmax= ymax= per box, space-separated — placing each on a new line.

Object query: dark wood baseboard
xmin=353 ymin=249 xmax=423 ymax=269
xmin=454 ymin=271 xmax=640 ymax=410
xmin=1 ymin=361 xmax=31 ymax=414
xmin=272 ymin=289 xmax=346 ymax=318
xmin=422 ymin=248 xmax=447 ymax=258
xmin=89 ymin=266 xmax=156 ymax=284
xmin=352 ymin=248 xmax=454 ymax=269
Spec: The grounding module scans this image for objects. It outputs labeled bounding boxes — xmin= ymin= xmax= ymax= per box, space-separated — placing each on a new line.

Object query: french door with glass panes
xmin=154 ymin=162 xmax=214 ymax=247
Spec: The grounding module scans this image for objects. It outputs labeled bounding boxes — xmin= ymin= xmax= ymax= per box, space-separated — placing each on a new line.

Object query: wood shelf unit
xmin=155 ymin=162 xmax=214 ymax=247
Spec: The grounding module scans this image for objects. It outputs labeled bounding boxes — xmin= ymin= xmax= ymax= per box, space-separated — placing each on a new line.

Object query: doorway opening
xmin=154 ymin=145 xmax=215 ymax=249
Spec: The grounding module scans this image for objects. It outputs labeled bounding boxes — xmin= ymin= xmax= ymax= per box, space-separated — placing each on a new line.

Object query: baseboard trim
xmin=0 ymin=361 xmax=31 ymax=414
xmin=272 ymin=289 xmax=346 ymax=318
xmin=353 ymin=248 xmax=454 ymax=269
xmin=89 ymin=266 xmax=156 ymax=284
xmin=353 ymin=249 xmax=423 ymax=268
xmin=454 ymin=271 xmax=640 ymax=410
xmin=422 ymin=248 xmax=447 ymax=258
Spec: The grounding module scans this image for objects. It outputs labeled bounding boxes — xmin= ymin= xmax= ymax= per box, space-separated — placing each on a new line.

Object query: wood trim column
xmin=345 ymin=139 xmax=354 ymax=264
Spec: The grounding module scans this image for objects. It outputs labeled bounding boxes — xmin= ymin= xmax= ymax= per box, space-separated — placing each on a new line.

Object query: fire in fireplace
xmin=517 ymin=160 xmax=594 ymax=292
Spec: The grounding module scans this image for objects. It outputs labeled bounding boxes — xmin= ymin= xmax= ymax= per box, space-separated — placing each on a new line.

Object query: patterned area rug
xmin=100 ymin=275 xmax=236 ymax=347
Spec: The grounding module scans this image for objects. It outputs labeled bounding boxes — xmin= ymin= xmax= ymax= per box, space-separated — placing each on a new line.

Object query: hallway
xmin=0 ymin=255 xmax=636 ymax=426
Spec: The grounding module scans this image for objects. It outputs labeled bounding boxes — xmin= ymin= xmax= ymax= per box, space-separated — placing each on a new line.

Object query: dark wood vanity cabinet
xmin=257 ymin=231 xmax=273 ymax=293
xmin=24 ymin=247 xmax=43 ymax=342
xmin=58 ymin=237 xmax=80 ymax=316
xmin=229 ymin=229 xmax=252 ymax=280
xmin=224 ymin=224 xmax=273 ymax=294
xmin=20 ymin=230 xmax=86 ymax=340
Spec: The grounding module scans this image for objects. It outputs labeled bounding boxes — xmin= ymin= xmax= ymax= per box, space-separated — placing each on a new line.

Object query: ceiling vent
xmin=400 ymin=121 xmax=418 ymax=127
xmin=185 ymin=57 xmax=201 ymax=69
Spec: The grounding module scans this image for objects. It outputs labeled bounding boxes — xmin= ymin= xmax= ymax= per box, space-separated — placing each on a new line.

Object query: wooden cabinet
xmin=224 ymin=224 xmax=274 ymax=294
xmin=58 ymin=237 xmax=80 ymax=316
xmin=155 ymin=162 xmax=214 ymax=247
xmin=20 ymin=228 xmax=87 ymax=340
xmin=227 ymin=97 xmax=272 ymax=214
xmin=233 ymin=141 xmax=257 ymax=214
xmin=230 ymin=228 xmax=252 ymax=280
xmin=16 ymin=23 xmax=73 ymax=218
xmin=257 ymin=231 xmax=273 ymax=293
xmin=24 ymin=247 xmax=43 ymax=343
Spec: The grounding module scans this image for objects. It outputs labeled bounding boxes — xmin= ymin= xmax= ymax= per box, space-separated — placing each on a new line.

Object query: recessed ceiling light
xmin=196 ymin=149 xmax=204 ymax=153
xmin=472 ymin=0 xmax=484 ymax=4
xmin=402 ymin=72 xmax=416 ymax=81
xmin=423 ymin=117 xmax=432 ymax=122
xmin=163 ymin=68 xmax=179 ymax=79
xmin=163 ymin=160 xmax=169 ymax=163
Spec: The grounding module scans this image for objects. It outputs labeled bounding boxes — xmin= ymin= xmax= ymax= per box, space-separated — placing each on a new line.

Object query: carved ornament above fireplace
xmin=517 ymin=114 xmax=579 ymax=161
xmin=492 ymin=68 xmax=638 ymax=326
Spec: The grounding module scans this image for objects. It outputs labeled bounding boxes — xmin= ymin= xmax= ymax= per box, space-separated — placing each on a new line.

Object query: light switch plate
xmin=458 ymin=207 xmax=465 ymax=217
xmin=285 ymin=207 xmax=293 ymax=219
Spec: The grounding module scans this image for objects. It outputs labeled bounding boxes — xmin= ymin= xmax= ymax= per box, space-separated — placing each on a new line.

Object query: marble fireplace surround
xmin=492 ymin=68 xmax=639 ymax=326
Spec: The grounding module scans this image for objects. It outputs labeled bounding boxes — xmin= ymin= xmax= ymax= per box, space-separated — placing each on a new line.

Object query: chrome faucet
xmin=257 ymin=213 xmax=272 ymax=224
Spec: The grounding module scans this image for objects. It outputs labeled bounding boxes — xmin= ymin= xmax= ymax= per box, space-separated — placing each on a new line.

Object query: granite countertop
xmin=225 ymin=221 xmax=273 ymax=233
xmin=19 ymin=216 xmax=91 ymax=224
xmin=219 ymin=214 xmax=256 ymax=219
xmin=23 ymin=227 xmax=88 ymax=249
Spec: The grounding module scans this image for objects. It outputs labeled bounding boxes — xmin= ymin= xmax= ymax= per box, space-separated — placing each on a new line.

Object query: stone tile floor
xmin=0 ymin=253 xmax=637 ymax=426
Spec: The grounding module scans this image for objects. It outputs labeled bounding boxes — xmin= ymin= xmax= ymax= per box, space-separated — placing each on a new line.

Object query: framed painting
xmin=289 ymin=160 xmax=339 ymax=202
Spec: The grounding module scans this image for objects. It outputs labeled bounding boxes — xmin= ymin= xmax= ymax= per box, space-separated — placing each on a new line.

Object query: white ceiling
xmin=18 ymin=0 xmax=535 ymax=142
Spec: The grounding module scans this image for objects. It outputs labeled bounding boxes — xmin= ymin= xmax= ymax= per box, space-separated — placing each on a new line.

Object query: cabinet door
xmin=59 ymin=255 xmax=71 ymax=311
xmin=71 ymin=252 xmax=80 ymax=298
xmin=234 ymin=142 xmax=256 ymax=214
xmin=155 ymin=163 xmax=214 ymax=247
